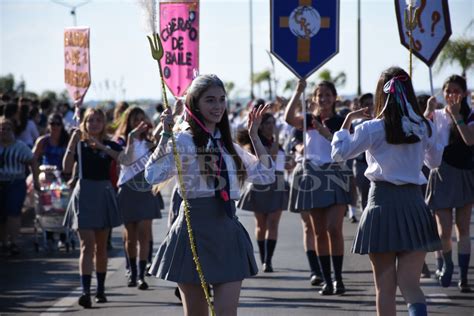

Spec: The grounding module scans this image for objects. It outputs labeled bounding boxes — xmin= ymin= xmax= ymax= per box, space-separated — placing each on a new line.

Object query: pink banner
xmin=160 ymin=1 xmax=199 ymax=97
xmin=64 ymin=27 xmax=91 ymax=102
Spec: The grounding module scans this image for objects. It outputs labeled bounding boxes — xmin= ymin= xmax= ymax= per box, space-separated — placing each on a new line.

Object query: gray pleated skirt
xmin=425 ymin=161 xmax=474 ymax=210
xmin=352 ymin=181 xmax=441 ymax=255
xmin=63 ymin=179 xmax=122 ymax=230
xmin=149 ymin=197 xmax=258 ymax=284
xmin=118 ymin=185 xmax=163 ymax=224
xmin=237 ymin=171 xmax=289 ymax=213
xmin=288 ymin=161 xmax=352 ymax=212
xmin=170 ymin=185 xmax=182 ymax=218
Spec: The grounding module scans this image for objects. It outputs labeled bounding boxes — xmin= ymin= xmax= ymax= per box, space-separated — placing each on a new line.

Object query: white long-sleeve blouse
xmin=331 ymin=119 xmax=444 ymax=185
xmin=145 ymin=130 xmax=275 ymax=199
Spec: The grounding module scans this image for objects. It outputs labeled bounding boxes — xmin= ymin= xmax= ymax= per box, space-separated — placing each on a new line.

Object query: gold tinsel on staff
xmin=144 ymin=17 xmax=215 ymax=316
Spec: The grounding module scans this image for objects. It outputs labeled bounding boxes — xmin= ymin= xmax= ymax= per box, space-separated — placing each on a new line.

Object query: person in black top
xmin=63 ymin=108 xmax=122 ymax=308
xmin=425 ymin=75 xmax=474 ymax=293
xmin=285 ymin=79 xmax=351 ymax=295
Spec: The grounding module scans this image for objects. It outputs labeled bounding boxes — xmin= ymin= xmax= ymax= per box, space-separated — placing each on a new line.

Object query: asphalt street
xmin=1 ymin=190 xmax=473 ymax=316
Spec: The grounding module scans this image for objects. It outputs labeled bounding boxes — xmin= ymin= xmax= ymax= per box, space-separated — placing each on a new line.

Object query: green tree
xmin=437 ymin=37 xmax=474 ymax=78
xmin=224 ymin=81 xmax=235 ymax=96
xmin=283 ymin=79 xmax=297 ymax=94
xmin=0 ymin=74 xmax=15 ymax=94
xmin=317 ymin=69 xmax=347 ymax=88
xmin=253 ymin=69 xmax=272 ymax=99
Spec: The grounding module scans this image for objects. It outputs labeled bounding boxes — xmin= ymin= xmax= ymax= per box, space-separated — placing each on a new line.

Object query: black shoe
xmin=263 ymin=263 xmax=273 ymax=273
xmin=174 ymin=287 xmax=182 ymax=301
xmin=318 ymin=283 xmax=334 ymax=295
xmin=78 ymin=294 xmax=92 ymax=308
xmin=333 ymin=280 xmax=346 ymax=294
xmin=127 ymin=276 xmax=137 ymax=287
xmin=138 ymin=279 xmax=149 ymax=290
xmin=350 ymin=216 xmax=358 ymax=223
xmin=310 ymin=274 xmax=323 ymax=286
xmin=95 ymin=293 xmax=107 ymax=303
xmin=458 ymin=280 xmax=472 ymax=293
xmin=439 ymin=265 xmax=453 ymax=287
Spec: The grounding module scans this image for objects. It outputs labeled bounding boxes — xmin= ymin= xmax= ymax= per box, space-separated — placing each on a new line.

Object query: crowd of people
xmin=0 ymin=68 xmax=472 ymax=316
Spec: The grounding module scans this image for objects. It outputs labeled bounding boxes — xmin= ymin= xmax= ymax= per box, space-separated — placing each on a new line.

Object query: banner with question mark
xmin=394 ymin=0 xmax=451 ymax=66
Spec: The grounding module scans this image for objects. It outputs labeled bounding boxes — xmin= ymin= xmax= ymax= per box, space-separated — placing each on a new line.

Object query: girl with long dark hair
xmin=145 ymin=74 xmax=274 ymax=316
xmin=331 ymin=67 xmax=443 ymax=316
xmin=285 ymin=79 xmax=351 ymax=295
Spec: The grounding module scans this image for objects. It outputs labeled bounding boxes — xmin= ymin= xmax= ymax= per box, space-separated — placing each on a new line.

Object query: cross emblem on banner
xmin=279 ymin=0 xmax=330 ymax=62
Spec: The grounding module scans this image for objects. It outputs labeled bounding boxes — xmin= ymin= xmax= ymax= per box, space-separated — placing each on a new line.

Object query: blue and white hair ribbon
xmin=377 ymin=75 xmax=426 ymax=139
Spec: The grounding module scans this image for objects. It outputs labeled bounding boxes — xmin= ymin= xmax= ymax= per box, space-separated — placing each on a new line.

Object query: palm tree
xmin=283 ymin=79 xmax=297 ymax=94
xmin=253 ymin=70 xmax=272 ymax=99
xmin=224 ymin=81 xmax=235 ymax=96
xmin=317 ymin=69 xmax=347 ymax=88
xmin=437 ymin=37 xmax=474 ymax=78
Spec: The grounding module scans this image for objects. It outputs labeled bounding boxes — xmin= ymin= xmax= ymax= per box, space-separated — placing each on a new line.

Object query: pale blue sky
xmin=1 ymin=0 xmax=473 ymax=102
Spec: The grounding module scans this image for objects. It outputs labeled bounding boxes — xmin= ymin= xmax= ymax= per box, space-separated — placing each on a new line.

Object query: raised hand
xmin=160 ymin=107 xmax=174 ymax=133
xmin=446 ymin=93 xmax=463 ymax=116
xmin=129 ymin=121 xmax=149 ymax=139
xmin=348 ymin=107 xmax=372 ymax=121
xmin=248 ymin=103 xmax=271 ymax=138
xmin=173 ymin=99 xmax=185 ymax=118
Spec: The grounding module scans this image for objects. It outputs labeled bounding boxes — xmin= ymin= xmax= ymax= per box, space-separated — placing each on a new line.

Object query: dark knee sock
xmin=257 ymin=240 xmax=265 ymax=264
xmin=264 ymin=239 xmax=277 ymax=264
xmin=458 ymin=253 xmax=470 ymax=283
xmin=443 ymin=251 xmax=454 ymax=271
xmin=129 ymin=257 xmax=137 ymax=280
xmin=148 ymin=240 xmax=153 ymax=263
xmin=331 ymin=255 xmax=343 ymax=282
xmin=436 ymin=256 xmax=444 ymax=271
xmin=138 ymin=260 xmax=147 ymax=280
xmin=318 ymin=255 xmax=332 ymax=285
xmin=80 ymin=274 xmax=91 ymax=295
xmin=306 ymin=250 xmax=321 ymax=276
xmin=96 ymin=272 xmax=106 ymax=295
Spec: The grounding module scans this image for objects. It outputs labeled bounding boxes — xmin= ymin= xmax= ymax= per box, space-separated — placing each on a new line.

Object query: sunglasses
xmin=49 ymin=121 xmax=62 ymax=126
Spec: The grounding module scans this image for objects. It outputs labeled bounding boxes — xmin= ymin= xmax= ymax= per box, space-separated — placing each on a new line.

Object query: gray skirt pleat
xmin=149 ymin=197 xmax=258 ymax=284
xmin=63 ymin=179 xmax=122 ymax=230
xmin=288 ymin=161 xmax=352 ymax=212
xmin=425 ymin=161 xmax=474 ymax=210
xmin=118 ymin=185 xmax=163 ymax=224
xmin=237 ymin=171 xmax=289 ymax=213
xmin=352 ymin=181 xmax=441 ymax=255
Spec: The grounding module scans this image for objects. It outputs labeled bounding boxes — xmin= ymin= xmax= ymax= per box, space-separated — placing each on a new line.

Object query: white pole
xmin=429 ymin=66 xmax=434 ymax=96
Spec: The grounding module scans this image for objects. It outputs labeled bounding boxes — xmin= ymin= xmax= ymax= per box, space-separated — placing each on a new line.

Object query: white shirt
xmin=18 ymin=120 xmax=39 ymax=147
xmin=275 ymin=149 xmax=286 ymax=172
xmin=145 ymin=130 xmax=275 ymax=199
xmin=306 ymin=130 xmax=333 ymax=166
xmin=331 ymin=119 xmax=444 ymax=185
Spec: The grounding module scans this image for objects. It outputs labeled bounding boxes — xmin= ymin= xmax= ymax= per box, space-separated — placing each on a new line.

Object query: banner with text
xmin=160 ymin=0 xmax=199 ymax=97
xmin=64 ymin=27 xmax=91 ymax=102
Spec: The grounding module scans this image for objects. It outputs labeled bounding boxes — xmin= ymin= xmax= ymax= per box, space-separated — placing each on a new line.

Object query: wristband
xmin=456 ymin=118 xmax=465 ymax=126
xmin=161 ymin=131 xmax=173 ymax=138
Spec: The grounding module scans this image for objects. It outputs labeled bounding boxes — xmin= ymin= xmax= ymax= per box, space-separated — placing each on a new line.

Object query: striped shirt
xmin=0 ymin=140 xmax=33 ymax=180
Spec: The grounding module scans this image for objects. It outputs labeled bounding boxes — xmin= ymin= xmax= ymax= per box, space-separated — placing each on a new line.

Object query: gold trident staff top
xmin=146 ymin=32 xmax=216 ymax=316
xmin=404 ymin=1 xmax=419 ymax=78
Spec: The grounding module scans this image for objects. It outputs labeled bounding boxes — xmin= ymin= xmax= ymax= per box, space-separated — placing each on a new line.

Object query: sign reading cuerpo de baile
xmin=270 ymin=0 xmax=340 ymax=79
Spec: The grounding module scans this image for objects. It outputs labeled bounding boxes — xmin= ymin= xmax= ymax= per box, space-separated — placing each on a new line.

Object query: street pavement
xmin=1 ymin=190 xmax=473 ymax=316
